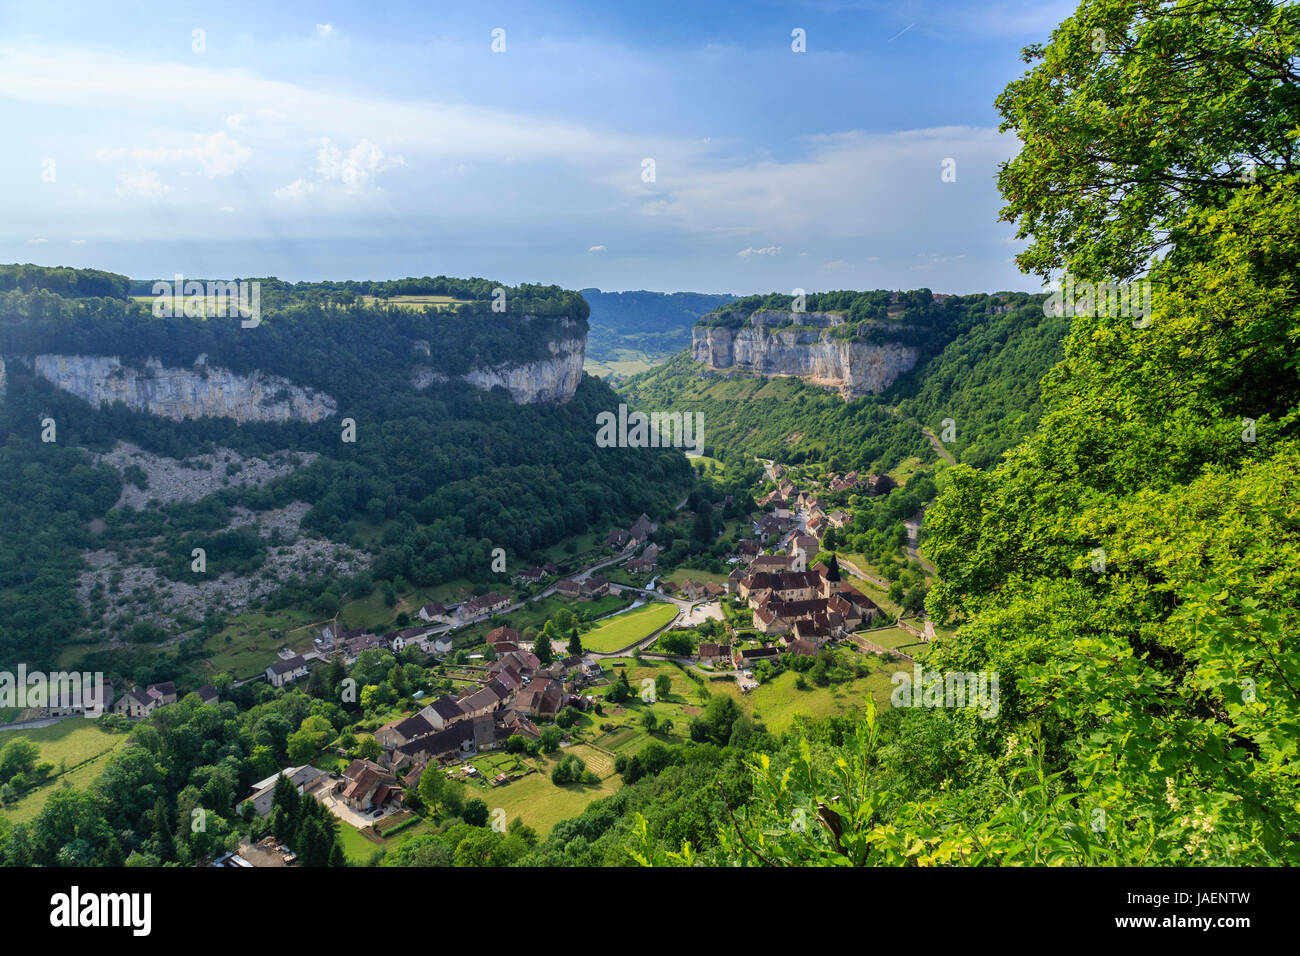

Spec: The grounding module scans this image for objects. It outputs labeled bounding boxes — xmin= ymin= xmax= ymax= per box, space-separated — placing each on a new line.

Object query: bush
xmin=551 ymin=753 xmax=588 ymax=785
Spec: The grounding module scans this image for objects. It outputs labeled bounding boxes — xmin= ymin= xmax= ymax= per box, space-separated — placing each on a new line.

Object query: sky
xmin=0 ymin=0 xmax=1079 ymax=295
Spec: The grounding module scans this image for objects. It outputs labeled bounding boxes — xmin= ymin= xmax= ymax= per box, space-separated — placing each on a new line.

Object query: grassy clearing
xmin=711 ymin=661 xmax=910 ymax=735
xmin=663 ymin=567 xmax=731 ymax=587
xmin=887 ymin=455 xmax=928 ymax=486
xmin=581 ymin=602 xmax=678 ymax=653
xmin=336 ymin=816 xmax=438 ymax=864
xmin=858 ymin=626 xmax=920 ymax=651
xmin=358 ymin=294 xmax=472 ymax=310
xmin=203 ymin=607 xmax=322 ymax=679
xmin=0 ymin=719 xmax=132 ymax=824
xmin=584 ymin=351 xmax=659 ymax=380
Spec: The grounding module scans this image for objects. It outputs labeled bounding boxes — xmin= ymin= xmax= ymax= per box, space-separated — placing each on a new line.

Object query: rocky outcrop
xmin=413 ymin=334 xmax=586 ymax=404
xmin=31 ymin=354 xmax=336 ymax=423
xmin=692 ymin=319 xmax=918 ymax=399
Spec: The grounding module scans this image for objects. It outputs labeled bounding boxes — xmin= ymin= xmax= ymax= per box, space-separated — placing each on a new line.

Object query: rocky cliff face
xmin=414 ymin=334 xmax=586 ymax=404
xmin=464 ymin=335 xmax=585 ymax=404
xmin=692 ymin=320 xmax=918 ymax=399
xmin=30 ymin=354 xmax=337 ymax=423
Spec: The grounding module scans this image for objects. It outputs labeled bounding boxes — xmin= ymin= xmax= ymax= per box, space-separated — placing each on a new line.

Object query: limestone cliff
xmin=692 ymin=318 xmax=918 ymax=399
xmin=31 ymin=354 xmax=337 ymax=423
xmin=415 ymin=334 xmax=586 ymax=404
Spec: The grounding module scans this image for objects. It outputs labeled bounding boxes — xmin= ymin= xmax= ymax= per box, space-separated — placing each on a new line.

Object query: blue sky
xmin=0 ymin=0 xmax=1078 ymax=293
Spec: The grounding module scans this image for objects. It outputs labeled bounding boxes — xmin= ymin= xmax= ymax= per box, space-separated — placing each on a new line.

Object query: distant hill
xmin=619 ymin=289 xmax=1067 ymax=472
xmin=581 ymin=289 xmax=737 ymax=380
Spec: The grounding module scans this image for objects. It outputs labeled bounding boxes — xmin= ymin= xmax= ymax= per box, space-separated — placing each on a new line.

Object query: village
xmin=203 ymin=461 xmax=934 ymax=855
xmin=0 ymin=457 xmax=936 ymax=864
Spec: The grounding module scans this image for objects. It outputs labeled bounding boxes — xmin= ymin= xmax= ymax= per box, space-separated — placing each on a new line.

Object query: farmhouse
xmin=375 ymin=712 xmax=436 ymax=750
xmin=513 ymin=678 xmax=566 ymax=720
xmin=339 ymin=758 xmax=400 ymax=812
xmin=420 ymin=695 xmax=468 ymax=731
xmin=418 ymin=603 xmax=452 ymax=623
xmin=487 ymin=626 xmax=522 ymax=652
xmin=460 ymin=592 xmax=511 ymax=619
xmin=111 ymin=680 xmax=178 ymax=718
xmin=238 ymin=765 xmax=327 ymax=818
xmin=266 ymin=655 xmax=309 ymax=687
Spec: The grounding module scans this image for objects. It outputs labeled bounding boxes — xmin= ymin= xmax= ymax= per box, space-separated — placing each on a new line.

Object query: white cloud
xmin=274 ymin=178 xmax=315 ymax=201
xmin=70 ymin=239 xmax=86 ymax=244
xmin=117 ymin=168 xmax=170 ymax=198
xmin=0 ymin=47 xmax=669 ymax=167
xmin=27 ymin=237 xmax=48 ymax=244
xmin=316 ymin=24 xmax=335 ymax=40
xmin=738 ymin=246 xmax=781 ymax=257
xmin=276 ymin=138 xmax=404 ymax=198
xmin=619 ymin=127 xmax=1013 ymax=244
xmin=96 ymin=130 xmax=250 ymax=178
xmin=588 ymin=245 xmax=607 ymax=253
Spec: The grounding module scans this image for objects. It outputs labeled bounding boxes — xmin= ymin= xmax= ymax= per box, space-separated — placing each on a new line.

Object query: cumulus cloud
xmin=277 ymin=138 xmax=404 ymax=199
xmin=316 ymin=24 xmax=335 ymax=39
xmin=96 ymin=130 xmax=250 ymax=178
xmin=738 ymin=246 xmax=781 ymax=257
xmin=27 ymin=237 xmax=48 ymax=244
xmin=116 ymin=168 xmax=170 ymax=198
xmin=587 ymin=244 xmax=607 ymax=253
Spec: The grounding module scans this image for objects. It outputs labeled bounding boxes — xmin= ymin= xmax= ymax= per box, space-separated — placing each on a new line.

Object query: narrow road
xmin=919 ymin=425 xmax=956 ymax=466
xmin=903 ymin=506 xmax=936 ymax=574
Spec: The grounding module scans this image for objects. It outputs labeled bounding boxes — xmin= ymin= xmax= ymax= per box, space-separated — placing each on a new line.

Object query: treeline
xmin=698 ymin=288 xmax=938 ymax=328
xmin=0 ymin=264 xmax=131 ymax=300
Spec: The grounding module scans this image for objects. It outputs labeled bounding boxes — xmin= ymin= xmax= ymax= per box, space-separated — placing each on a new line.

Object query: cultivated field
xmin=582 ymin=602 xmax=678 ymax=653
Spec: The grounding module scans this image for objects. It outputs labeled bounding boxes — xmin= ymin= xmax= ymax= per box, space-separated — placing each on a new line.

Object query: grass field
xmin=130 ymin=294 xmax=237 ymax=317
xmin=336 ymin=815 xmax=439 ymax=864
xmin=712 ymin=663 xmax=906 ymax=734
xmin=887 ymin=455 xmax=929 ymax=487
xmin=0 ymin=719 xmax=132 ymax=824
xmin=203 ymin=607 xmax=322 ymax=679
xmin=858 ymin=626 xmax=921 ymax=651
xmin=471 ymin=755 xmax=622 ymax=838
xmin=584 ymin=351 xmax=659 ymax=380
xmin=582 ymin=602 xmax=678 ymax=653
xmin=358 ymin=294 xmax=472 ymax=310
xmin=662 ymin=567 xmax=731 ymax=588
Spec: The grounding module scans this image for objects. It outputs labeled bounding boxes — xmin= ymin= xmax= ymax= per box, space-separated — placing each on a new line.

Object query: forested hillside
xmin=0 ymin=273 xmax=690 ymax=667
xmin=891 ymin=296 xmax=1069 ymax=468
xmin=620 ymin=352 xmax=935 ymax=474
